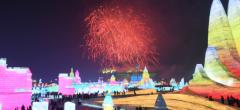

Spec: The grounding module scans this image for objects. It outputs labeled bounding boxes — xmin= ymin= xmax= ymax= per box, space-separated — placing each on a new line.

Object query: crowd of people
xmin=208 ymin=95 xmax=240 ymax=107
xmin=14 ymin=105 xmax=31 ymax=110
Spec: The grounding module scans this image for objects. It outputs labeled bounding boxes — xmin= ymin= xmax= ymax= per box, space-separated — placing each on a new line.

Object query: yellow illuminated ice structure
xmin=110 ymin=74 xmax=116 ymax=82
xmin=208 ymin=0 xmax=236 ymax=52
xmin=138 ymin=66 xmax=150 ymax=85
xmin=102 ymin=93 xmax=114 ymax=110
xmin=228 ymin=0 xmax=240 ymax=56
xmin=137 ymin=66 xmax=155 ymax=89
xmin=69 ymin=67 xmax=75 ymax=78
xmin=208 ymin=0 xmax=240 ymax=64
xmin=209 ymin=0 xmax=240 ymax=76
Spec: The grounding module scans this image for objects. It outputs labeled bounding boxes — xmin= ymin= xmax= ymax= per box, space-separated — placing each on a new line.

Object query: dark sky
xmin=0 ymin=0 xmax=229 ymax=82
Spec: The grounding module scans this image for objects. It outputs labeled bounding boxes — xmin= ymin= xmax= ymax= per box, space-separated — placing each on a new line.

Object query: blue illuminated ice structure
xmin=178 ymin=78 xmax=188 ymax=90
xmin=169 ymin=78 xmax=178 ymax=91
xmin=32 ymin=84 xmax=58 ymax=95
xmin=130 ymin=74 xmax=142 ymax=83
xmin=74 ymin=82 xmax=126 ymax=94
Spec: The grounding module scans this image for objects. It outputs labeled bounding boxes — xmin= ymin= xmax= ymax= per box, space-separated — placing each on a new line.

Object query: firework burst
xmin=84 ymin=2 xmax=159 ymax=67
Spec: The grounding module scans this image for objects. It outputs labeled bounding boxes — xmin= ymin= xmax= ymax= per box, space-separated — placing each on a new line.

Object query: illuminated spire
xmin=75 ymin=70 xmax=81 ymax=84
xmin=142 ymin=66 xmax=150 ymax=79
xmin=179 ymin=78 xmax=185 ymax=89
xmin=110 ymin=74 xmax=116 ymax=82
xmin=137 ymin=66 xmax=155 ymax=89
xmin=208 ymin=0 xmax=233 ymax=48
xmin=69 ymin=67 xmax=74 ymax=78
xmin=208 ymin=0 xmax=239 ymax=61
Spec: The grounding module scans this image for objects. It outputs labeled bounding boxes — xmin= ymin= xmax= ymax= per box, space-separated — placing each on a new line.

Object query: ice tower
xmin=138 ymin=66 xmax=155 ymax=89
xmin=109 ymin=74 xmax=117 ymax=85
xmin=69 ymin=67 xmax=75 ymax=78
xmin=74 ymin=70 xmax=81 ymax=84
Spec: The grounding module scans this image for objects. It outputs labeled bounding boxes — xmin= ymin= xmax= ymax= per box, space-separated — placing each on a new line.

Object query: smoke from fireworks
xmin=84 ymin=2 xmax=159 ymax=67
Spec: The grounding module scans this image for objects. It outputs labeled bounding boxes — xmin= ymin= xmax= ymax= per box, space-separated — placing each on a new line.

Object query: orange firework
xmin=84 ymin=2 xmax=159 ymax=67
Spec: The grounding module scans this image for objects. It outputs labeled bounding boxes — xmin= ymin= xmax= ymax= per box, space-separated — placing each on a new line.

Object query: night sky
xmin=0 ymin=0 xmax=229 ymax=82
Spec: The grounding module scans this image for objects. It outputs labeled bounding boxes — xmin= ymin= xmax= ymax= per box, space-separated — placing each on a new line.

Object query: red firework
xmin=84 ymin=3 xmax=159 ymax=67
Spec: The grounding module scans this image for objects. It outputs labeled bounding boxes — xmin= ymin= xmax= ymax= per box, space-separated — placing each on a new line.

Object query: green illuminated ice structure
xmin=189 ymin=64 xmax=214 ymax=85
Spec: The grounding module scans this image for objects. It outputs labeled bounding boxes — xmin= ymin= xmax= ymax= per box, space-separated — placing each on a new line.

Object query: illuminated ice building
xmin=130 ymin=74 xmax=142 ymax=83
xmin=137 ymin=66 xmax=155 ymax=89
xmin=58 ymin=68 xmax=81 ymax=95
xmin=190 ymin=0 xmax=240 ymax=87
xmin=0 ymin=58 xmax=32 ymax=110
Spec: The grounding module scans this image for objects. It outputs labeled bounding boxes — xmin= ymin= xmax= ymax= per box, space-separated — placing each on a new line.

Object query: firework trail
xmin=84 ymin=2 xmax=159 ymax=68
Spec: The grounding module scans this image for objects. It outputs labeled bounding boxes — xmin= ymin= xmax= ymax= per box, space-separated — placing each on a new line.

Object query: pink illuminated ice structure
xmin=58 ymin=68 xmax=81 ymax=95
xmin=58 ymin=73 xmax=75 ymax=95
xmin=0 ymin=58 xmax=32 ymax=110
xmin=109 ymin=74 xmax=117 ymax=85
xmin=74 ymin=70 xmax=81 ymax=84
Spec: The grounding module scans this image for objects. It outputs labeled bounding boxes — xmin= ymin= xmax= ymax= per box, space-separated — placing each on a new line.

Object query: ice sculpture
xmin=209 ymin=0 xmax=240 ymax=78
xmin=58 ymin=73 xmax=75 ymax=95
xmin=58 ymin=68 xmax=84 ymax=95
xmin=204 ymin=47 xmax=240 ymax=86
xmin=74 ymin=70 xmax=81 ymax=84
xmin=32 ymin=102 xmax=48 ymax=110
xmin=102 ymin=93 xmax=114 ymax=110
xmin=0 ymin=58 xmax=32 ymax=110
xmin=179 ymin=78 xmax=186 ymax=89
xmin=138 ymin=66 xmax=155 ymax=89
xmin=64 ymin=102 xmax=75 ymax=110
xmin=130 ymin=74 xmax=142 ymax=82
xmin=69 ymin=67 xmax=75 ymax=78
xmin=195 ymin=0 xmax=240 ymax=87
xmin=189 ymin=64 xmax=214 ymax=84
xmin=110 ymin=74 xmax=116 ymax=83
xmin=169 ymin=78 xmax=176 ymax=85
xmin=169 ymin=78 xmax=179 ymax=91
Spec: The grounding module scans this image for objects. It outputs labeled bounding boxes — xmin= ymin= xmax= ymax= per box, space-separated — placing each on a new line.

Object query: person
xmin=221 ymin=96 xmax=224 ymax=104
xmin=133 ymin=87 xmax=137 ymax=96
xmin=21 ymin=105 xmax=25 ymax=110
xmin=208 ymin=96 xmax=213 ymax=101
